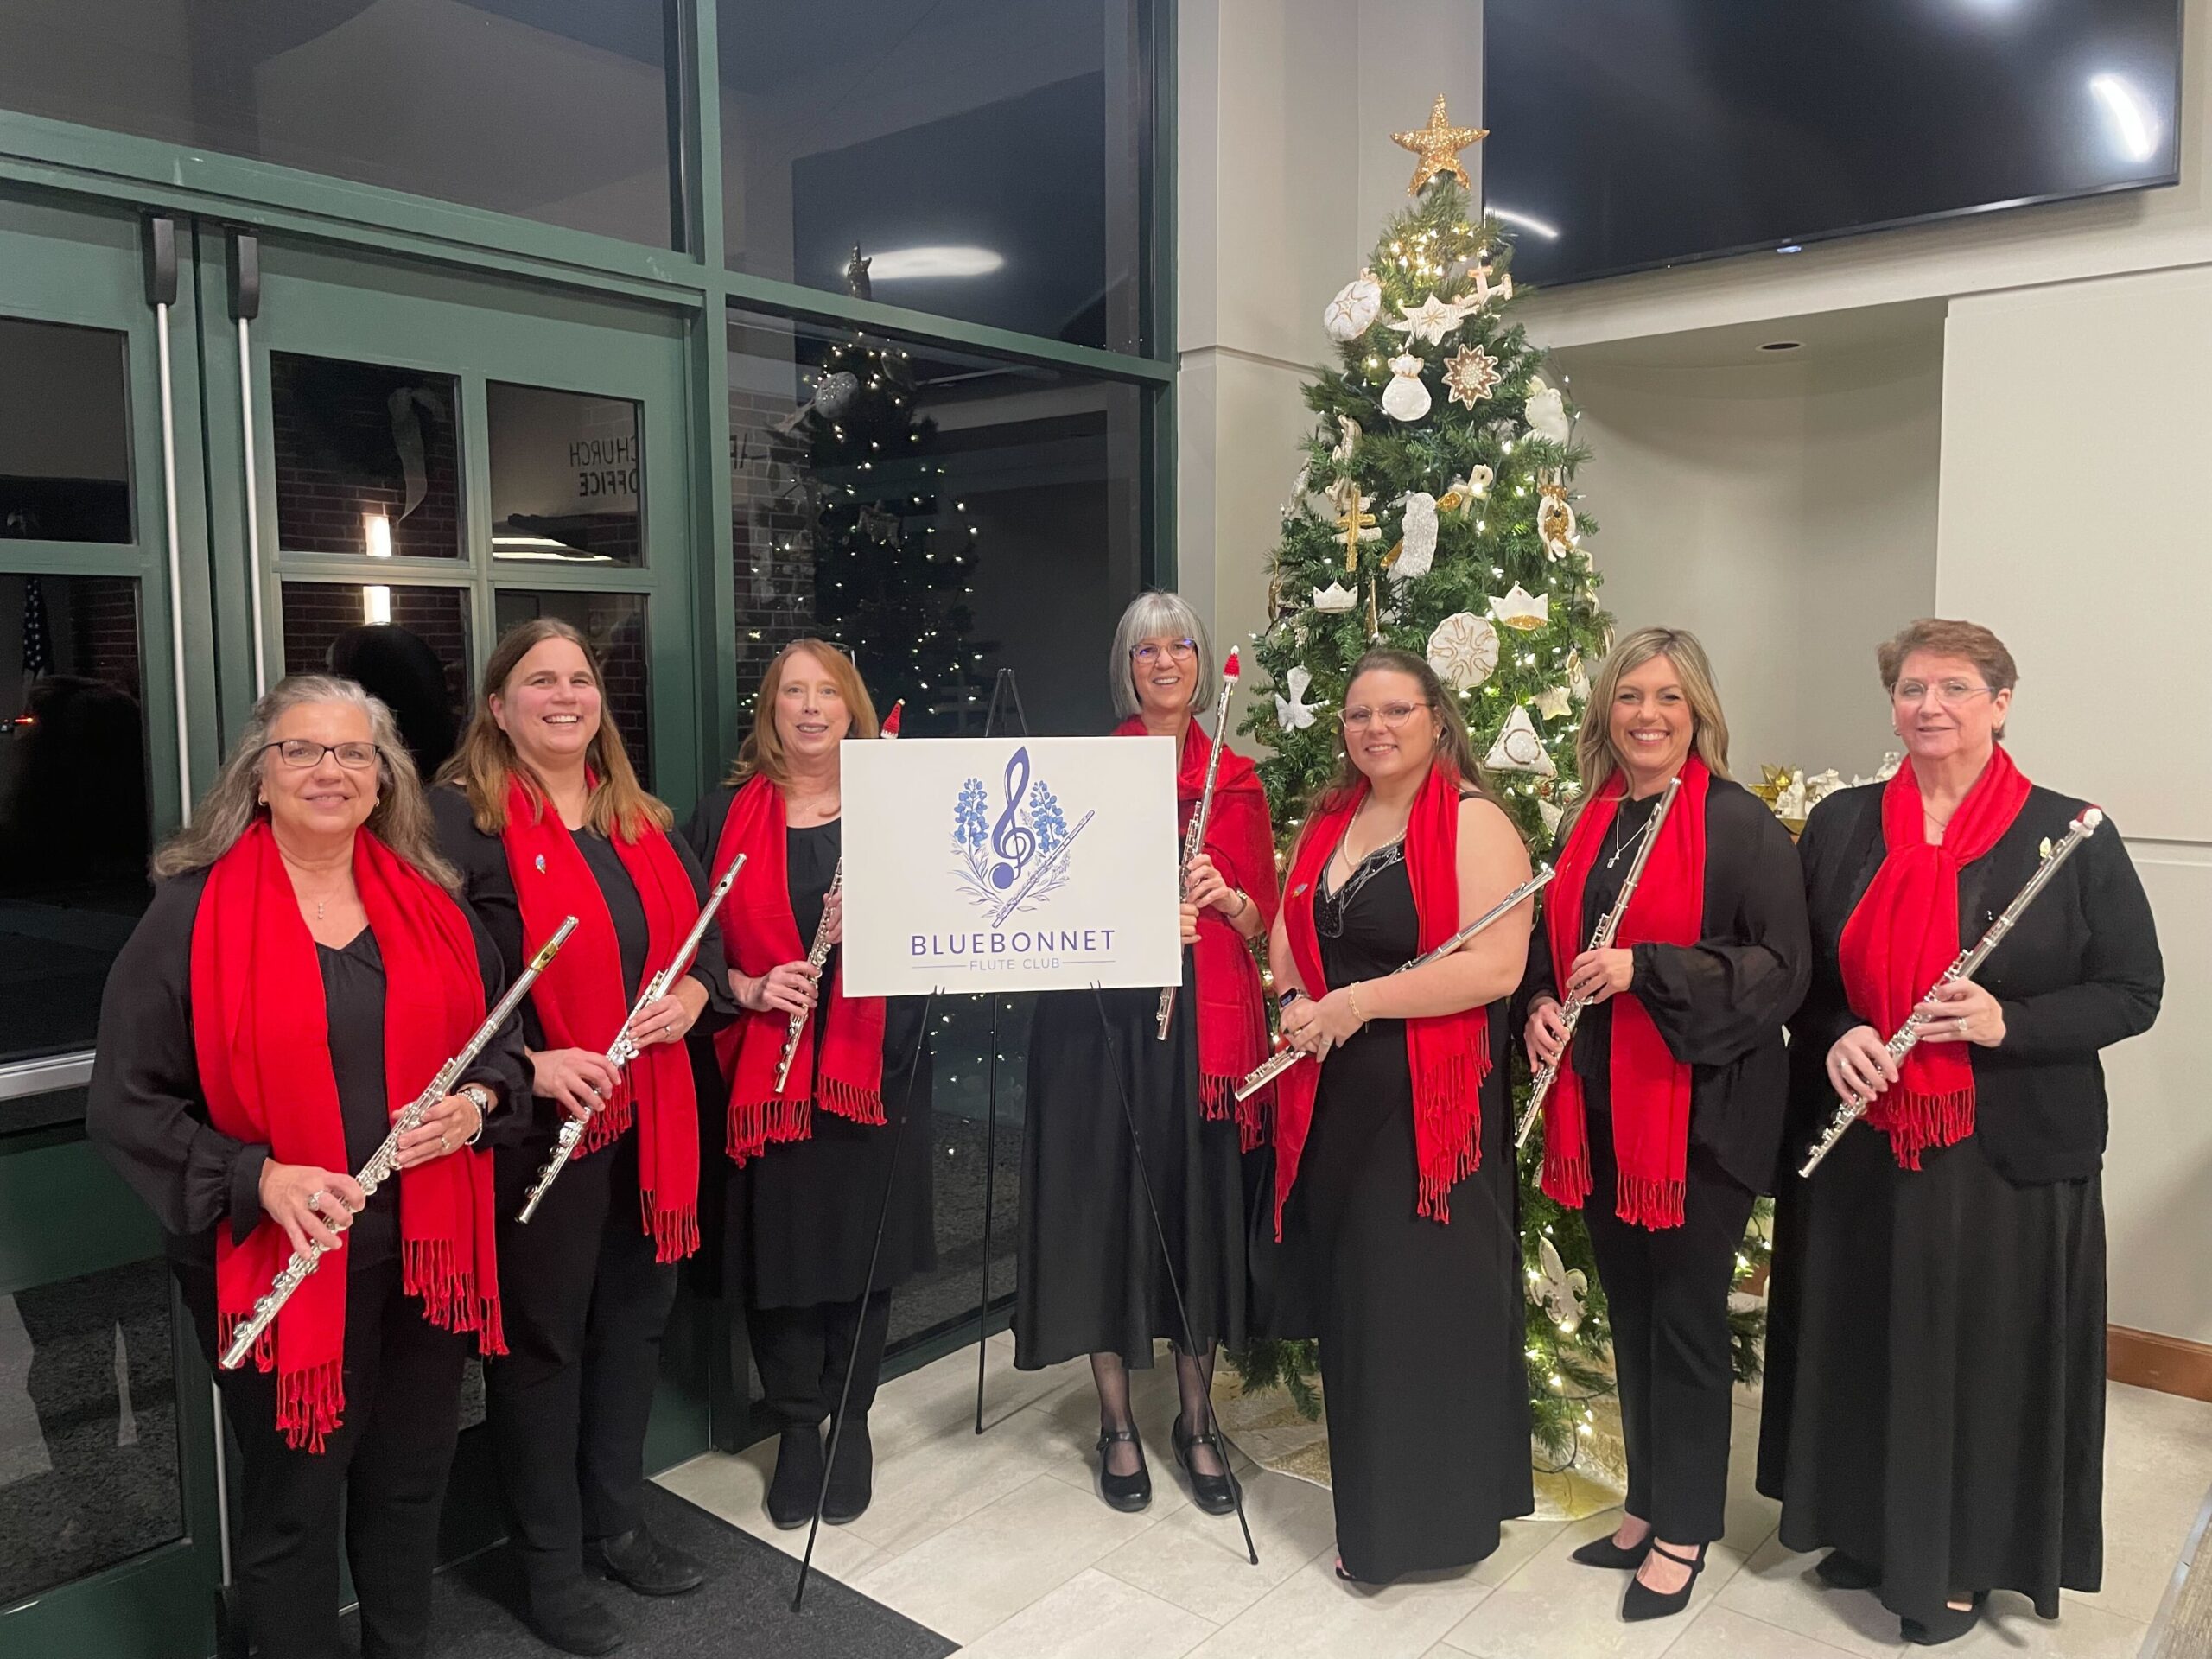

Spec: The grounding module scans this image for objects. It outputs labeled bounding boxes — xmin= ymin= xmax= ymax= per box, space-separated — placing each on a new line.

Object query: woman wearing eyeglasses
xmin=1269 ymin=646 xmax=1535 ymax=1585
xmin=88 ymin=676 xmax=524 ymax=1659
xmin=1016 ymin=590 xmax=1276 ymax=1516
xmin=1758 ymin=619 xmax=2162 ymax=1647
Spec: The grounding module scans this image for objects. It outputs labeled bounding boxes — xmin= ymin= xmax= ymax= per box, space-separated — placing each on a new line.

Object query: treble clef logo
xmin=988 ymin=747 xmax=1039 ymax=889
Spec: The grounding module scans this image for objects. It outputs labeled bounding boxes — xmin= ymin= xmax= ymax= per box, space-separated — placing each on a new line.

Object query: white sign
xmin=842 ymin=735 xmax=1182 ymax=995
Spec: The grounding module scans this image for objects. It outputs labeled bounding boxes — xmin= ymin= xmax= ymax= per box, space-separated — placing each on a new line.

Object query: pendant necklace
xmin=1607 ymin=810 xmax=1655 ymax=871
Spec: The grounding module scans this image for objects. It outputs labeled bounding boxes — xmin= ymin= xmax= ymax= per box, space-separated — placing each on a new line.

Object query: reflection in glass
xmin=280 ymin=585 xmax=471 ymax=784
xmin=488 ymin=384 xmax=645 ymax=566
xmin=0 ymin=575 xmax=149 ymax=1065
xmin=492 ymin=591 xmax=651 ymax=788
xmin=272 ymin=354 xmax=462 ymax=560
xmin=0 ymin=318 xmax=132 ymax=544
xmin=0 ymin=1258 xmax=182 ymax=1604
xmin=0 ymin=1 xmax=680 ymax=248
xmin=718 ymin=0 xmax=1151 ymax=353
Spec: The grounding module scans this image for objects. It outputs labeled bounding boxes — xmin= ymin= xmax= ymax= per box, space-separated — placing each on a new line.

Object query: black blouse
xmin=1789 ymin=780 xmax=2163 ymax=1184
xmin=1516 ymin=776 xmax=1812 ymax=1193
xmin=86 ymin=863 xmax=531 ymax=1268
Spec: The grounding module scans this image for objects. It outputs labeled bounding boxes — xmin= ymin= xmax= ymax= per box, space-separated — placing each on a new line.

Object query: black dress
xmin=1758 ymin=782 xmax=2164 ymax=1622
xmin=1279 ymin=843 xmax=1531 ymax=1581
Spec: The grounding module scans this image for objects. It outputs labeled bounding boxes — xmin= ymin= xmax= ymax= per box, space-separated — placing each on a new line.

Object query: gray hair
xmin=153 ymin=674 xmax=457 ymax=887
xmin=1108 ymin=590 xmax=1213 ymax=720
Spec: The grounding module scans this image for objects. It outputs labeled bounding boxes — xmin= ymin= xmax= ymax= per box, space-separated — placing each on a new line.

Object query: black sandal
xmin=1621 ymin=1541 xmax=1706 ymax=1623
xmin=1172 ymin=1413 xmax=1240 ymax=1516
xmin=1096 ymin=1425 xmax=1151 ymax=1512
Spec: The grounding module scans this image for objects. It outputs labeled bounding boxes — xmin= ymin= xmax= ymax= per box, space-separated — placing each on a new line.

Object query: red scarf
xmin=1117 ymin=715 xmax=1280 ymax=1147
xmin=1838 ymin=745 xmax=2031 ymax=1168
xmin=711 ymin=773 xmax=887 ymax=1163
xmin=1274 ymin=763 xmax=1491 ymax=1231
xmin=499 ymin=775 xmax=700 ymax=1261
xmin=1538 ymin=757 xmax=1711 ymax=1230
xmin=194 ymin=822 xmax=503 ymax=1452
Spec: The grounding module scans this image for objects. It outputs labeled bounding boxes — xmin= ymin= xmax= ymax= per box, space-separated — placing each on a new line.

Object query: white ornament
xmin=1537 ymin=796 xmax=1564 ymax=836
xmin=1391 ymin=492 xmax=1439 ymax=582
xmin=1426 ymin=612 xmax=1499 ymax=691
xmin=1389 ymin=292 xmax=1470 ymax=347
xmin=1852 ymin=752 xmax=1904 ymax=788
xmin=1274 ymin=664 xmax=1323 ymax=732
xmin=1330 ymin=414 xmax=1362 ymax=465
xmin=1323 ymin=270 xmax=1383 ymax=341
xmin=1529 ymin=1236 xmax=1588 ymax=1334
xmin=1312 ymin=582 xmax=1357 ymax=613
xmin=1469 ymin=249 xmax=1515 ymax=309
xmin=811 ymin=371 xmax=859 ymax=421
xmin=1489 ymin=583 xmax=1550 ymax=631
xmin=1381 ymin=353 xmax=1432 ymax=422
xmin=1484 ymin=705 xmax=1556 ymax=776
xmin=1524 ymin=378 xmax=1572 ymax=446
xmin=1533 ymin=684 xmax=1573 ymax=721
xmin=1566 ymin=649 xmax=1590 ymax=702
xmin=1536 ymin=471 xmax=1578 ymax=562
xmin=1772 ymin=769 xmax=1808 ymax=821
xmin=1804 ymin=768 xmax=1846 ymax=807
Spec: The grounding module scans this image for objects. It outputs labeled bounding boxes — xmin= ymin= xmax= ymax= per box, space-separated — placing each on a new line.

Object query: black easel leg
xmin=974 ymin=993 xmax=1000 ymax=1434
xmin=793 ymin=988 xmax=939 ymax=1613
xmin=1089 ymin=984 xmax=1258 ymax=1567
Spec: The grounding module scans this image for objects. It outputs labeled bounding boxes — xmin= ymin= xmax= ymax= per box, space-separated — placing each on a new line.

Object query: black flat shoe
xmin=1096 ymin=1425 xmax=1152 ymax=1512
xmin=1903 ymin=1593 xmax=1986 ymax=1646
xmin=1815 ymin=1548 xmax=1881 ymax=1590
xmin=822 ymin=1416 xmax=874 ymax=1525
xmin=766 ymin=1424 xmax=825 ymax=1530
xmin=591 ymin=1524 xmax=705 ymax=1596
xmin=523 ymin=1584 xmax=624 ymax=1656
xmin=1171 ymin=1414 xmax=1240 ymax=1516
xmin=1621 ymin=1541 xmax=1706 ymax=1623
xmin=1571 ymin=1531 xmax=1654 ymax=1569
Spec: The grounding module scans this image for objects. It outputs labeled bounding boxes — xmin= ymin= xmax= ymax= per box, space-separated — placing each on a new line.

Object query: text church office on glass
xmin=0 ymin=3 xmax=1170 ymax=1651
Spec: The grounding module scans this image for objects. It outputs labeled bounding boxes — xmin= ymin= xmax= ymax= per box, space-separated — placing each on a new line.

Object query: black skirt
xmin=1756 ymin=1124 xmax=2106 ymax=1620
xmin=1014 ymin=969 xmax=1249 ymax=1370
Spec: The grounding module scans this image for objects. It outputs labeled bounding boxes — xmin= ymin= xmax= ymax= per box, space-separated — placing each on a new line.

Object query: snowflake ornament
xmin=1443 ymin=344 xmax=1501 ymax=409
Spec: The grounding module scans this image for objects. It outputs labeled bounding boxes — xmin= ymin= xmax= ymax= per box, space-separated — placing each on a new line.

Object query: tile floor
xmin=658 ymin=1334 xmax=2212 ymax=1657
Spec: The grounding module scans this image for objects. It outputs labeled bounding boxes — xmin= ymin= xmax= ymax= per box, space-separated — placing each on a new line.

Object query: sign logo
xmin=951 ymin=746 xmax=1096 ymax=925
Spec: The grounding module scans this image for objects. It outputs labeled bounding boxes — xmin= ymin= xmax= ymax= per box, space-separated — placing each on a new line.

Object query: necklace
xmin=1606 ymin=808 xmax=1656 ymax=870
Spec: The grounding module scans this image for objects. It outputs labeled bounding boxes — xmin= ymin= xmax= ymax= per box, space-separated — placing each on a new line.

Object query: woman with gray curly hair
xmin=88 ymin=674 xmax=528 ymax=1659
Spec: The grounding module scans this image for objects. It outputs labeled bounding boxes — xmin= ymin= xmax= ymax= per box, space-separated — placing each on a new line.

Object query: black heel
xmin=1172 ymin=1414 xmax=1240 ymax=1516
xmin=1096 ymin=1426 xmax=1152 ymax=1512
xmin=1571 ymin=1530 xmax=1654 ymax=1570
xmin=1621 ymin=1541 xmax=1706 ymax=1623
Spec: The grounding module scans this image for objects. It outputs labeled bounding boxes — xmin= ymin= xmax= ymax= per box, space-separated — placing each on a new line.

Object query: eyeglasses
xmin=1130 ymin=638 xmax=1198 ymax=665
xmin=1891 ymin=679 xmax=1994 ymax=707
xmin=1338 ymin=702 xmax=1431 ymax=730
xmin=259 ymin=739 xmax=378 ymax=771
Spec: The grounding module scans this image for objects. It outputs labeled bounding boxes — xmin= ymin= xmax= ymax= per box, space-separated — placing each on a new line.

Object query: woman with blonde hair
xmin=1516 ymin=626 xmax=1808 ymax=1622
xmin=432 ymin=619 xmax=734 ymax=1656
xmin=90 ymin=675 xmax=524 ymax=1659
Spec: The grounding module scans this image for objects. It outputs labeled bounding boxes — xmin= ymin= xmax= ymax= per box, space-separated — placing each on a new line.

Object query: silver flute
xmin=1798 ymin=807 xmax=2103 ymax=1177
xmin=1516 ymin=775 xmax=1683 ymax=1149
xmin=1159 ymin=652 xmax=1243 ymax=1040
xmin=219 ymin=915 xmax=582 ymax=1371
xmin=773 ymin=859 xmax=842 ymax=1093
xmin=1234 ymin=866 xmax=1554 ymax=1103
xmin=517 ymin=851 xmax=747 ymax=1223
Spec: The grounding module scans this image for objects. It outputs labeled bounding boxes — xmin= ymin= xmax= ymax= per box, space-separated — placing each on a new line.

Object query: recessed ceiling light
xmin=1758 ymin=340 xmax=1803 ymax=353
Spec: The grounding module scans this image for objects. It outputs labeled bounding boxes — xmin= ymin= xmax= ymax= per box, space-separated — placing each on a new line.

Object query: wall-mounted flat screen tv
xmin=1482 ymin=1 xmax=2183 ymax=288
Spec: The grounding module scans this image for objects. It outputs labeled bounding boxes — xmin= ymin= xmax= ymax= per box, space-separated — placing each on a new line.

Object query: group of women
xmin=85 ymin=593 xmax=2161 ymax=1657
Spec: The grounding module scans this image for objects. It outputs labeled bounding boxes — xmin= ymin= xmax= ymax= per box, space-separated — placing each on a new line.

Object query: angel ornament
xmin=1535 ymin=471 xmax=1579 ymax=562
xmin=1529 ymin=1236 xmax=1589 ymax=1335
xmin=1523 ymin=378 xmax=1573 ymax=446
xmin=1389 ymin=491 xmax=1440 ymax=582
xmin=1329 ymin=414 xmax=1363 ymax=466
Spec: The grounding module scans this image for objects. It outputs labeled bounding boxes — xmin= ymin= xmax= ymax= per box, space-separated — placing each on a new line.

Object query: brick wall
xmin=271 ymin=353 xmax=462 ymax=561
xmin=729 ymin=386 xmax=817 ymax=705
xmin=279 ymin=582 xmax=472 ymax=726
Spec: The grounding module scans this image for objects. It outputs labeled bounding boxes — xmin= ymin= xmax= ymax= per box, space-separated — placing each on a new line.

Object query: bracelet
xmin=459 ymin=1084 xmax=494 ymax=1146
xmin=1347 ymin=982 xmax=1368 ymax=1026
xmin=1230 ymin=889 xmax=1250 ymax=920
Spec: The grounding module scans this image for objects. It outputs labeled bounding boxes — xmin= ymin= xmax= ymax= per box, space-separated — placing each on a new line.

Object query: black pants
xmin=487 ymin=1134 xmax=678 ymax=1596
xmin=1584 ymin=1118 xmax=1757 ymax=1544
xmin=179 ymin=1257 xmax=466 ymax=1659
xmin=750 ymin=1290 xmax=893 ymax=1430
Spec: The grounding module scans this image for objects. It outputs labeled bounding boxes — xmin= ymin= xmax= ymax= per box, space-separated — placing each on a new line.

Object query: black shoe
xmin=1096 ymin=1425 xmax=1152 ymax=1512
xmin=822 ymin=1416 xmax=874 ymax=1525
xmin=523 ymin=1584 xmax=624 ymax=1656
xmin=1571 ymin=1529 xmax=1654 ymax=1569
xmin=1903 ymin=1593 xmax=1986 ymax=1646
xmin=1171 ymin=1413 xmax=1240 ymax=1516
xmin=1815 ymin=1548 xmax=1881 ymax=1591
xmin=1621 ymin=1541 xmax=1706 ymax=1623
xmin=591 ymin=1524 xmax=706 ymax=1597
xmin=766 ymin=1424 xmax=825 ymax=1530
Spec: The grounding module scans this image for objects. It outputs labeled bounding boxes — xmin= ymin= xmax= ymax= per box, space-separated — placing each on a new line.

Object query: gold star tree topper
xmin=1392 ymin=95 xmax=1487 ymax=196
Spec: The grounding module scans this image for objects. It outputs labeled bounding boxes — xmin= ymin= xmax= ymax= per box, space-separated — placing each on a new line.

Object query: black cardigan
xmin=1788 ymin=780 xmax=2163 ymax=1184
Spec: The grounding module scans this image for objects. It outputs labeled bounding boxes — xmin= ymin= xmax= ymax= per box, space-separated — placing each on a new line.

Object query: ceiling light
xmin=1775 ymin=244 xmax=1804 ymax=255
xmin=858 ymin=246 xmax=1005 ymax=281
xmin=2089 ymin=73 xmax=2158 ymax=164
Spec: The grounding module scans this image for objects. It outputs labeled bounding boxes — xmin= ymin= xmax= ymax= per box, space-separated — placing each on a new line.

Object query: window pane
xmin=488 ymin=384 xmax=644 ymax=567
xmin=719 ymin=1 xmax=1151 ymax=353
xmin=0 ymin=318 xmax=131 ymax=545
xmin=273 ymin=355 xmax=462 ymax=560
xmin=0 ymin=2 xmax=679 ymax=249
xmin=492 ymin=591 xmax=652 ymax=789
xmin=0 ymin=575 xmax=149 ymax=1065
xmin=279 ymin=584 xmax=471 ymax=784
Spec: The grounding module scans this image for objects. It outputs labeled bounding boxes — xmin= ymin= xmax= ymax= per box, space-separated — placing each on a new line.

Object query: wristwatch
xmin=459 ymin=1084 xmax=496 ymax=1145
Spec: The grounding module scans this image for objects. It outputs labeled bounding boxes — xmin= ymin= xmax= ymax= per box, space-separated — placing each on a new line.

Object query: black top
xmin=86 ymin=863 xmax=530 ymax=1269
xmin=1516 ymin=777 xmax=1812 ymax=1193
xmin=1789 ymin=779 xmax=2162 ymax=1183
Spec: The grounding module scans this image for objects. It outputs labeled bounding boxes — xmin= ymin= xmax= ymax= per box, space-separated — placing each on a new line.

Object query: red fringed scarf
xmin=1838 ymin=745 xmax=2031 ymax=1168
xmin=194 ymin=822 xmax=504 ymax=1452
xmin=1117 ymin=715 xmax=1280 ymax=1147
xmin=711 ymin=773 xmax=887 ymax=1164
xmin=499 ymin=775 xmax=701 ymax=1261
xmin=1538 ymin=757 xmax=1711 ymax=1230
xmin=1274 ymin=763 xmax=1491 ymax=1232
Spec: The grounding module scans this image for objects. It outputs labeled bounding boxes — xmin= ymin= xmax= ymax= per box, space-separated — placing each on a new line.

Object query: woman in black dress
xmin=433 ymin=620 xmax=734 ymax=1657
xmin=1517 ymin=627 xmax=1808 ymax=1621
xmin=1758 ymin=617 xmax=2163 ymax=1646
xmin=1018 ymin=590 xmax=1274 ymax=1516
xmin=1269 ymin=646 xmax=1536 ymax=1584
xmin=89 ymin=675 xmax=522 ymax=1659
xmin=683 ymin=639 xmax=932 ymax=1531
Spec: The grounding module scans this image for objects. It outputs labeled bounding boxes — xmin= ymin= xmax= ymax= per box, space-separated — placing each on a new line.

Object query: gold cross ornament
xmin=1392 ymin=95 xmax=1488 ymax=196
xmin=1332 ymin=482 xmax=1379 ymax=571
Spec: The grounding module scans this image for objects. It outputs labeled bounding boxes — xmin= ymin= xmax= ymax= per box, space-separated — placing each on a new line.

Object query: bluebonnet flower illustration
xmin=950 ymin=758 xmax=1083 ymax=914
xmin=954 ymin=779 xmax=989 ymax=852
xmin=1026 ymin=780 xmax=1069 ymax=855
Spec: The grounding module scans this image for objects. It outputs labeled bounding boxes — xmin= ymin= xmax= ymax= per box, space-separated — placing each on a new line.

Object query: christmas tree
xmin=1233 ymin=100 xmax=1769 ymax=1464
